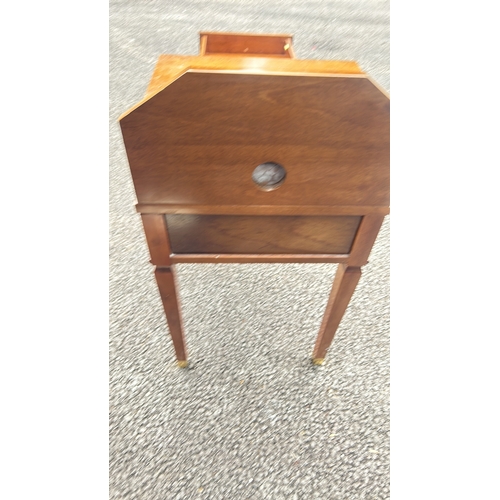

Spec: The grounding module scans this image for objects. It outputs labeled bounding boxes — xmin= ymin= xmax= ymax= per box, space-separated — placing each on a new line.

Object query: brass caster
xmin=312 ymin=358 xmax=325 ymax=366
xmin=177 ymin=360 xmax=189 ymax=368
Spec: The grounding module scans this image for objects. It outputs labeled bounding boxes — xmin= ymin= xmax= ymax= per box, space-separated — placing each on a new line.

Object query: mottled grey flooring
xmin=110 ymin=1 xmax=390 ymax=498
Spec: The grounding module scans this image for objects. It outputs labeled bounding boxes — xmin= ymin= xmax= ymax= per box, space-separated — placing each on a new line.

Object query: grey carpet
xmin=109 ymin=1 xmax=390 ymax=498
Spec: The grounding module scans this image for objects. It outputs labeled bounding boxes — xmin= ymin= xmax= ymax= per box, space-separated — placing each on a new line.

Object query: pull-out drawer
xmin=200 ymin=32 xmax=294 ymax=57
xmin=165 ymin=215 xmax=361 ymax=255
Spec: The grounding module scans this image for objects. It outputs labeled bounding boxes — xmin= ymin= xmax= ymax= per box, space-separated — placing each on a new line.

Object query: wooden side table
xmin=119 ymin=32 xmax=390 ymax=367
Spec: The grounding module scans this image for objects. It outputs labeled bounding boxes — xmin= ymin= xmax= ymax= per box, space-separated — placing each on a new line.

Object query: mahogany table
xmin=119 ymin=32 xmax=389 ymax=367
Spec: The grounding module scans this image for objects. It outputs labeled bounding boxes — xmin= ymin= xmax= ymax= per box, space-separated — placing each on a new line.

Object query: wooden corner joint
xmin=154 ymin=264 xmax=172 ymax=270
xmin=149 ymin=259 xmax=172 ymax=267
xmin=344 ymin=264 xmax=362 ymax=272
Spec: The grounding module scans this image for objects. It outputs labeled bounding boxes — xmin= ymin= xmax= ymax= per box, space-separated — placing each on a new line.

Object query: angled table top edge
xmin=118 ymin=54 xmax=370 ymax=121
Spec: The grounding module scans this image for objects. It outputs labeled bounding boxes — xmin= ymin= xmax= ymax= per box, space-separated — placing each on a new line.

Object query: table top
xmin=120 ymin=54 xmax=389 ymax=215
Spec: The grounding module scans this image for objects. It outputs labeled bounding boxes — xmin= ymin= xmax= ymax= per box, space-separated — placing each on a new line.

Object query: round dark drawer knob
xmin=252 ymin=162 xmax=286 ymax=191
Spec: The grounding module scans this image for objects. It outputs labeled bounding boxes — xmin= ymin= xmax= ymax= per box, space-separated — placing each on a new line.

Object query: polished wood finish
xmin=122 ymin=56 xmax=364 ymax=114
xmin=136 ymin=204 xmax=389 ymax=216
xmin=120 ymin=72 xmax=389 ymax=210
xmin=119 ymin=32 xmax=389 ymax=365
xmin=200 ymin=32 xmax=294 ymax=58
xmin=140 ymin=214 xmax=172 ymax=266
xmin=348 ymin=214 xmax=386 ymax=267
xmin=154 ymin=267 xmax=187 ymax=362
xmin=165 ymin=215 xmax=361 ymax=254
xmin=312 ymin=264 xmax=362 ymax=361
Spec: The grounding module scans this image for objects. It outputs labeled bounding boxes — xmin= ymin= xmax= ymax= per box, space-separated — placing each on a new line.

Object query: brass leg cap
xmin=312 ymin=358 xmax=325 ymax=366
xmin=177 ymin=360 xmax=189 ymax=368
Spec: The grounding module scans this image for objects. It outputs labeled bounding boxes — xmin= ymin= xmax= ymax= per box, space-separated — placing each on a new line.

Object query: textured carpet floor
xmin=110 ymin=1 xmax=390 ymax=498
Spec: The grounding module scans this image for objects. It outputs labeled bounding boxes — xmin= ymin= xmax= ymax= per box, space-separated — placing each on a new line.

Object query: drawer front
xmin=202 ymin=33 xmax=293 ymax=57
xmin=165 ymin=215 xmax=361 ymax=254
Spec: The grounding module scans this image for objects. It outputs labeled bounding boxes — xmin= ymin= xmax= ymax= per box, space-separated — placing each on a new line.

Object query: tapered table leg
xmin=312 ymin=264 xmax=362 ymax=364
xmin=154 ymin=266 xmax=188 ymax=367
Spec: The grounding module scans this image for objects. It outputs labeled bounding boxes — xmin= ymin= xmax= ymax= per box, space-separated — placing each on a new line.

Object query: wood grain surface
xmin=120 ymin=72 xmax=389 ymax=209
xmin=140 ymin=214 xmax=172 ymax=266
xmin=136 ymin=204 xmax=389 ymax=216
xmin=200 ymin=33 xmax=294 ymax=57
xmin=347 ymin=214 xmax=385 ymax=266
xmin=165 ymin=214 xmax=361 ymax=254
xmin=138 ymin=55 xmax=364 ymax=102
